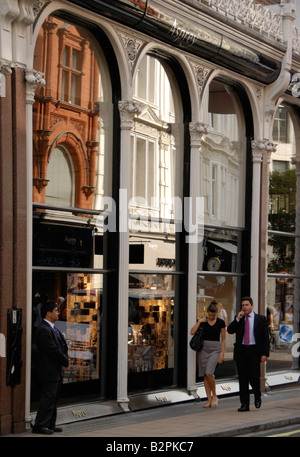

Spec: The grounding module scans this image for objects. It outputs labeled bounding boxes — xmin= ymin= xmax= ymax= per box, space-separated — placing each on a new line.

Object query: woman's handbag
xmin=189 ymin=324 xmax=205 ymax=352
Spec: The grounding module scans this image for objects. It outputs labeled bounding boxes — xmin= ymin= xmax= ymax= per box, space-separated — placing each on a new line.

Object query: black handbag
xmin=189 ymin=324 xmax=205 ymax=351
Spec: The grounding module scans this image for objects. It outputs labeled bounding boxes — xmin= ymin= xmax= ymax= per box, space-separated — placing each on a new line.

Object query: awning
xmin=209 ymin=240 xmax=237 ymax=254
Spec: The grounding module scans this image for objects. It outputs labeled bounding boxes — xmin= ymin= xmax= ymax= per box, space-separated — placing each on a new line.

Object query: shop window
xmin=196 ymin=274 xmax=237 ymax=378
xmin=31 ymin=272 xmax=102 ymax=403
xmin=129 ymin=54 xmax=183 ymax=392
xmin=199 ymin=227 xmax=240 ymax=274
xmin=128 ymin=274 xmax=175 ymax=391
xmin=32 ymin=13 xmax=114 ymax=407
xmin=202 ymin=80 xmax=246 ymax=228
xmin=45 ymin=147 xmax=74 ymax=207
xmin=267 ymin=104 xmax=299 ymax=373
xmin=266 ymin=277 xmax=300 ymax=372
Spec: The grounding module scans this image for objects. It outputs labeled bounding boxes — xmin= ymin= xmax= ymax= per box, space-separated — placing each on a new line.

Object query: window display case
xmin=56 ymin=273 xmax=100 ymax=384
xmin=128 ymin=274 xmax=175 ymax=375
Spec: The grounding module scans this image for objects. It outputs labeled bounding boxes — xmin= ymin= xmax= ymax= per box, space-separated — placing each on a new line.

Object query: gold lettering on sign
xmin=221 ymin=385 xmax=232 ymax=392
xmin=155 ymin=396 xmax=168 ymax=402
xmin=71 ymin=410 xmax=87 ymax=417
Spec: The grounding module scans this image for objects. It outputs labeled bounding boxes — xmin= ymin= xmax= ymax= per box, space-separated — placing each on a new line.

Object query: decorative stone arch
xmin=47 ymin=130 xmax=92 ymax=207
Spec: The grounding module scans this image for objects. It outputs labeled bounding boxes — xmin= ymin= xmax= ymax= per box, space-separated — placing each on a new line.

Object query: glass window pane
xmin=268 ymin=105 xmax=298 ymax=374
xmin=70 ymin=73 xmax=80 ymax=105
xmin=128 ymin=274 xmax=175 ymax=385
xmin=132 ymin=55 xmax=176 ymax=221
xmin=72 ymin=49 xmax=79 ymax=70
xmin=45 ymin=147 xmax=73 ymax=206
xmin=32 ymin=272 xmax=102 ymax=388
xmin=61 ymin=70 xmax=68 ymax=102
xmin=267 ymin=277 xmax=298 ymax=372
xmin=268 ymin=234 xmax=295 ymax=275
xmin=199 ymin=228 xmax=240 ymax=273
xmin=196 ymin=274 xmax=238 ymax=375
xmin=202 ymin=80 xmax=246 ymax=227
xmin=148 ymin=140 xmax=155 ymax=204
xmin=136 ymin=137 xmax=146 ymax=199
xmin=33 ymin=14 xmax=113 ymax=212
xmin=62 ymin=46 xmax=70 ymax=66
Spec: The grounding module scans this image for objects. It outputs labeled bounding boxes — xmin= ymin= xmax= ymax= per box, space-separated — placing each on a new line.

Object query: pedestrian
xmin=190 ymin=300 xmax=226 ymax=408
xmin=227 ymin=296 xmax=269 ymax=412
xmin=32 ymin=302 xmax=69 ymax=434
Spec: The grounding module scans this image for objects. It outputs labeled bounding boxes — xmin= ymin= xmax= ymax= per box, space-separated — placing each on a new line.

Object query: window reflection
xmin=196 ymin=274 xmax=237 ymax=369
xmin=45 ymin=146 xmax=74 ymax=207
xmin=32 ymin=272 xmax=102 ymax=394
xmin=199 ymin=228 xmax=240 ymax=273
xmin=267 ymin=105 xmax=299 ymax=373
xmin=267 ymin=277 xmax=300 ymax=371
xmin=128 ymin=274 xmax=174 ymax=375
xmin=131 ymin=55 xmax=177 ymax=220
xmin=33 ymin=15 xmax=112 ymax=210
xmin=201 ymin=80 xmax=246 ymax=228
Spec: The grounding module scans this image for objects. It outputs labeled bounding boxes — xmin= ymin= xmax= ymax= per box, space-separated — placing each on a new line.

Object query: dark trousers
xmin=34 ymin=380 xmax=61 ymax=429
xmin=236 ymin=345 xmax=261 ymax=406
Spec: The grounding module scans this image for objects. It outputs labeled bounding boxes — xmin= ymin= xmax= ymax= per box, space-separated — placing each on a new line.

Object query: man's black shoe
xmin=51 ymin=426 xmax=63 ymax=432
xmin=255 ymin=399 xmax=262 ymax=409
xmin=32 ymin=426 xmax=54 ymax=435
xmin=237 ymin=405 xmax=249 ymax=412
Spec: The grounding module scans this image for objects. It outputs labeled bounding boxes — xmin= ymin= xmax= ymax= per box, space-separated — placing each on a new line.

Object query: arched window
xmin=128 ymin=53 xmax=186 ymax=393
xmin=197 ymin=79 xmax=251 ymax=373
xmin=45 ymin=146 xmax=74 ymax=206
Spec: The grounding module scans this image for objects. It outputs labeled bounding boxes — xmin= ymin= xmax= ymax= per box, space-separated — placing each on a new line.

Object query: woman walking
xmin=190 ymin=300 xmax=226 ymax=407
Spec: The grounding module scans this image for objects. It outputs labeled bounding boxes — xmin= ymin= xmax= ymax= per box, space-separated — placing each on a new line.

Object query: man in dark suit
xmin=32 ymin=302 xmax=69 ymax=434
xmin=227 ymin=296 xmax=269 ymax=412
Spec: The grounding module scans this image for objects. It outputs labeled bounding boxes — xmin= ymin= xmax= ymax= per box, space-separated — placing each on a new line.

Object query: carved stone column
xmin=252 ymin=138 xmax=276 ymax=393
xmin=117 ymin=100 xmax=141 ymax=410
xmin=187 ymin=122 xmax=208 ymax=395
xmin=250 ymin=139 xmax=265 ymax=308
xmin=260 ymin=140 xmax=276 ymax=313
xmin=25 ymin=68 xmax=46 ymax=423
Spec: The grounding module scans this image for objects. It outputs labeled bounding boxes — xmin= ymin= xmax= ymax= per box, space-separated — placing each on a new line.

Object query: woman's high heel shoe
xmin=211 ymin=397 xmax=218 ymax=407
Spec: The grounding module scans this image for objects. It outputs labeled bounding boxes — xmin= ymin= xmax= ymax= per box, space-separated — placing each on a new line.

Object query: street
xmin=240 ymin=424 xmax=300 ymax=437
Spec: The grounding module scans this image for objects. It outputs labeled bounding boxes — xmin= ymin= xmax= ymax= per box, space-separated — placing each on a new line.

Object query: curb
xmin=196 ymin=415 xmax=300 ymax=437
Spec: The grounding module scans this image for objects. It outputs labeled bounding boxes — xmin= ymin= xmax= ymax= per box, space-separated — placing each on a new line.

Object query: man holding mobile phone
xmin=227 ymin=296 xmax=269 ymax=412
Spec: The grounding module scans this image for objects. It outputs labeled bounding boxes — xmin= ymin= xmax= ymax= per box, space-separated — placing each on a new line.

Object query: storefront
xmin=1 ymin=0 xmax=300 ymax=434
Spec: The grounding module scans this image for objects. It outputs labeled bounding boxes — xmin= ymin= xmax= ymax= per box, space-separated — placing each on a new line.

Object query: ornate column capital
xmin=189 ymin=122 xmax=209 ymax=144
xmin=251 ymin=138 xmax=277 ymax=163
xmin=0 ymin=58 xmax=14 ymax=76
xmin=118 ymin=100 xmax=142 ymax=129
xmin=25 ymin=69 xmax=45 ymax=104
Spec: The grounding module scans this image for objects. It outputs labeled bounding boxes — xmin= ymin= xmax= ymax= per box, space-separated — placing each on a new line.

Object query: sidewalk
xmin=4 ymin=384 xmax=300 ymax=438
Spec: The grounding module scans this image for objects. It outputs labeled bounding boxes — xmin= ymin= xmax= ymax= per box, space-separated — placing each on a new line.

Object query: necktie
xmin=53 ymin=326 xmax=62 ymax=342
xmin=244 ymin=315 xmax=250 ymax=345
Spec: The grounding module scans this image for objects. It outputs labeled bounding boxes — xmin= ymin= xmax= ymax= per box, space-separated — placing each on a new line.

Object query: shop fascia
xmin=95 ymin=189 xmax=204 ymax=243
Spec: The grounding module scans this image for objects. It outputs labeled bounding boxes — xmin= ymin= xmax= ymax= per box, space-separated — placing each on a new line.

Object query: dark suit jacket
xmin=227 ymin=313 xmax=270 ymax=360
xmin=35 ymin=320 xmax=69 ymax=382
